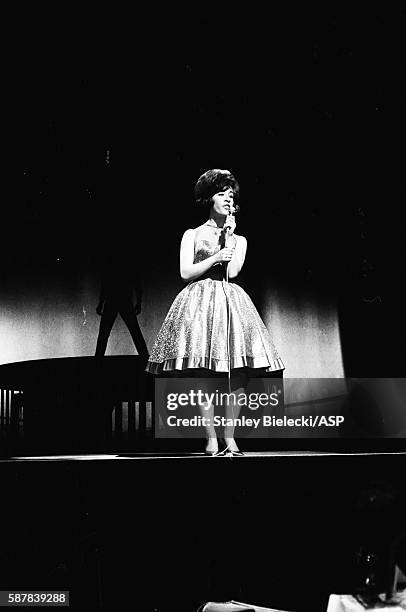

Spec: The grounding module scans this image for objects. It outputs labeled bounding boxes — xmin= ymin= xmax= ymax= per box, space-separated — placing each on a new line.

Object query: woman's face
xmin=211 ymin=188 xmax=235 ymax=216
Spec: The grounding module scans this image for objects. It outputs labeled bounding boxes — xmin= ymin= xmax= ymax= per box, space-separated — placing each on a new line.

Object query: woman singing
xmin=146 ymin=169 xmax=284 ymax=454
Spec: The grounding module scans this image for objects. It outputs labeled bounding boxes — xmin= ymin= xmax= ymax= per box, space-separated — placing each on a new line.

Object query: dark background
xmin=1 ymin=6 xmax=406 ymax=374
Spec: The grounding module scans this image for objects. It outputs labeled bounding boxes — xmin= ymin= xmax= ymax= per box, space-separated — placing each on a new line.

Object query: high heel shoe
xmin=204 ymin=439 xmax=219 ymax=456
xmin=218 ymin=438 xmax=243 ymax=455
xmin=214 ymin=445 xmax=244 ymax=457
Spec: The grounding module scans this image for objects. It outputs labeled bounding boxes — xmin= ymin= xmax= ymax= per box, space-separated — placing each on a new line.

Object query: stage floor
xmin=2 ymin=448 xmax=406 ymax=610
xmin=3 ymin=450 xmax=406 ymax=461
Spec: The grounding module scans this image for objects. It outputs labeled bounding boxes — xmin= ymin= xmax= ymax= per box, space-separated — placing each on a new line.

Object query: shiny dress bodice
xmin=193 ymin=226 xmax=236 ymax=280
xmin=193 ymin=226 xmax=223 ymax=264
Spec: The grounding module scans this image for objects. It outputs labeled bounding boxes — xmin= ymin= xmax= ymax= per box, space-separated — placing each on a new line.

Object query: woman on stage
xmin=146 ymin=169 xmax=284 ymax=455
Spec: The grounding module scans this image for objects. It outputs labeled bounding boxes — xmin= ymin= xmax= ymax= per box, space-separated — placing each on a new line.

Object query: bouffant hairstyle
xmin=194 ymin=169 xmax=240 ymax=212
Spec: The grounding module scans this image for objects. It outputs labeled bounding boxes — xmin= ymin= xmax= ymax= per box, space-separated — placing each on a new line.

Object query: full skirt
xmin=146 ymin=278 xmax=284 ymax=375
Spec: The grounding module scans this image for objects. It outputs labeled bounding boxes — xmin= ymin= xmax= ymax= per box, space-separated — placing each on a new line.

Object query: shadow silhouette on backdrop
xmin=95 ymin=248 xmax=149 ymax=359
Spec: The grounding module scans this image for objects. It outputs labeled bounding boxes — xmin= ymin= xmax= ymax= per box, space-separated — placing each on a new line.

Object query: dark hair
xmin=194 ymin=169 xmax=240 ymax=212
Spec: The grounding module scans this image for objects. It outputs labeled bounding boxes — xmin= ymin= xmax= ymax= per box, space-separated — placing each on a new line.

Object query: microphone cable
xmin=223 ymin=215 xmax=234 ymax=394
xmin=218 ymin=222 xmax=236 ymax=457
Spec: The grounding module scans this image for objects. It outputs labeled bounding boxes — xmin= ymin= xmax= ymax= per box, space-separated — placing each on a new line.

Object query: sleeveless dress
xmin=145 ymin=226 xmax=284 ymax=375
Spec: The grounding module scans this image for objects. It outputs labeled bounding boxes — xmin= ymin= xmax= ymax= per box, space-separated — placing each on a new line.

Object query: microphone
xmin=223 ymin=205 xmax=236 ymax=247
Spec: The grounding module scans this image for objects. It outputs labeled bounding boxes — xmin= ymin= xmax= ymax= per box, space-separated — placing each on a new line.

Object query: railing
xmin=0 ymin=389 xmax=24 ymax=453
xmin=110 ymin=400 xmax=153 ymax=448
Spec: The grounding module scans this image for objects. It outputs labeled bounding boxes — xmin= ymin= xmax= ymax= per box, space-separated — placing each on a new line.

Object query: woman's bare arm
xmin=179 ymin=229 xmax=235 ymax=282
xmin=227 ymin=235 xmax=247 ymax=279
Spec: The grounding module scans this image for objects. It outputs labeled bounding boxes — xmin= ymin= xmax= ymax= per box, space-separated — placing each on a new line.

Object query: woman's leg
xmin=222 ymin=370 xmax=248 ymax=452
xmin=198 ymin=399 xmax=218 ymax=453
xmin=223 ymin=386 xmax=243 ymax=452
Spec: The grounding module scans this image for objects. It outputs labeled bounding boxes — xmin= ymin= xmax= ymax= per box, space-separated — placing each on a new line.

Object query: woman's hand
xmin=223 ymin=214 xmax=236 ymax=236
xmin=226 ymin=236 xmax=247 ymax=279
xmin=215 ymin=247 xmax=235 ymax=264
